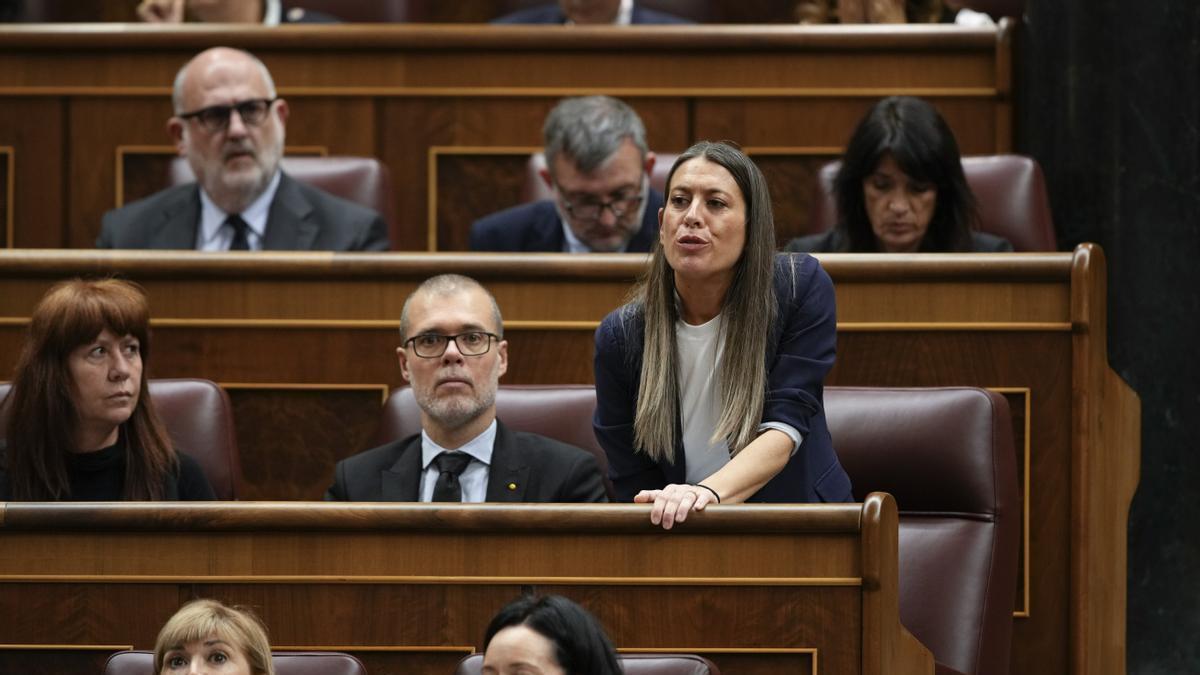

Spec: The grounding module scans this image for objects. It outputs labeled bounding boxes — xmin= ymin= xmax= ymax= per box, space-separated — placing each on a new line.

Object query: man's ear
xmin=496 ymin=339 xmax=508 ymax=379
xmin=397 ymin=345 xmax=412 ymax=383
xmin=273 ymin=97 xmax=290 ymax=126
xmin=168 ymin=118 xmax=186 ymax=155
xmin=644 ymin=150 xmax=657 ymax=177
xmin=538 ymin=167 xmax=554 ymax=190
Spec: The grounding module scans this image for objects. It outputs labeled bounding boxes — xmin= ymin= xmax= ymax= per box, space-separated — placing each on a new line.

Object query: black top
xmin=0 ymin=433 xmax=216 ymax=501
xmin=782 ymin=229 xmax=1015 ymax=253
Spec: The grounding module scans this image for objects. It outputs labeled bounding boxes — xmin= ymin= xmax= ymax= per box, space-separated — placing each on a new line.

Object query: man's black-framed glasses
xmin=405 ymin=332 xmax=499 ymax=358
xmin=558 ymin=189 xmax=644 ymax=223
xmin=178 ymin=98 xmax=278 ymax=132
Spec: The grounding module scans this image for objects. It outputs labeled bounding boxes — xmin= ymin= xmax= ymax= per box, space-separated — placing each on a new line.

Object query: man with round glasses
xmin=97 ymin=47 xmax=388 ymax=251
xmin=326 ymin=274 xmax=608 ymax=503
xmin=470 ymin=95 xmax=661 ymax=253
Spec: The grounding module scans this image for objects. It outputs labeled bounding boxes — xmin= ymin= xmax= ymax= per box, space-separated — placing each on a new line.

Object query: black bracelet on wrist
xmin=691 ymin=483 xmax=721 ymax=504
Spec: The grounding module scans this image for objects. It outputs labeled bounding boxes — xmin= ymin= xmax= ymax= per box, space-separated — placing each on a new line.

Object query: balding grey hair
xmin=399 ymin=274 xmax=504 ymax=343
xmin=172 ymin=47 xmax=278 ymax=115
xmin=542 ymin=95 xmax=648 ymax=176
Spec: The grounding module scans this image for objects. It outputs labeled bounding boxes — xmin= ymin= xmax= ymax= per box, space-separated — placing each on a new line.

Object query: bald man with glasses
xmin=325 ymin=274 xmax=608 ymax=503
xmin=98 ymin=47 xmax=388 ymax=251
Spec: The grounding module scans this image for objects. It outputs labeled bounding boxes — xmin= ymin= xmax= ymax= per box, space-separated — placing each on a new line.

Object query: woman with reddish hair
xmin=0 ymin=278 xmax=214 ymax=500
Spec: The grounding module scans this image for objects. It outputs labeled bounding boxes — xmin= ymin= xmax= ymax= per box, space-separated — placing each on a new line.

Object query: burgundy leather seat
xmin=169 ymin=155 xmax=397 ymax=248
xmin=455 ymin=652 xmax=720 ymax=674
xmin=0 ymin=378 xmax=242 ymax=500
xmin=103 ymin=650 xmax=366 ymax=675
xmin=826 ymin=387 xmax=1020 ymax=675
xmin=371 ymin=385 xmax=613 ymax=498
xmin=521 ymin=152 xmax=680 ymax=204
xmin=807 ymin=154 xmax=1057 ymax=251
xmin=375 ymin=385 xmax=1018 ymax=675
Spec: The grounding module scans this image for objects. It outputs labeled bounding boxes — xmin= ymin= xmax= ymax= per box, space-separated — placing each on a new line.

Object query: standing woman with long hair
xmin=594 ymin=141 xmax=852 ymax=529
xmin=0 ymin=278 xmax=214 ymax=500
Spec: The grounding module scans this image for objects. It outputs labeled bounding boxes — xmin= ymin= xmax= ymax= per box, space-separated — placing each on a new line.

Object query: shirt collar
xmin=564 ymin=0 xmax=634 ymax=25
xmin=420 ymin=419 xmax=497 ymax=470
xmin=616 ymin=0 xmax=634 ymax=24
xmin=262 ymin=0 xmax=282 ymax=25
xmin=196 ymin=169 xmax=282 ymax=251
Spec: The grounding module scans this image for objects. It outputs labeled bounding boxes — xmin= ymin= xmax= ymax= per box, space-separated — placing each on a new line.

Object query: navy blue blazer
xmin=593 ymin=253 xmax=853 ymax=503
xmin=469 ymin=190 xmax=663 ymax=253
xmin=493 ymin=4 xmax=692 ymax=24
xmin=97 ymin=172 xmax=389 ymax=251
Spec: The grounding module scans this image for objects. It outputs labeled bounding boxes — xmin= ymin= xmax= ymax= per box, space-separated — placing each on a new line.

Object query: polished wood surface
xmin=0 ymin=246 xmax=1137 ymax=675
xmin=0 ymin=496 xmax=932 ymax=675
xmin=0 ymin=22 xmax=1013 ymax=250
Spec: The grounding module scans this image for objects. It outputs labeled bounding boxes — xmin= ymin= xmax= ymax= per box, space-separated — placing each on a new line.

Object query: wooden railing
xmin=0 ymin=497 xmax=932 ymax=675
xmin=0 ymin=22 xmax=1014 ymax=250
xmin=0 ymin=245 xmax=1138 ymax=675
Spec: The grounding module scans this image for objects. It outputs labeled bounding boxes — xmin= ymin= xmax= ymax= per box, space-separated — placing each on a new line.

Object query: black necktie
xmin=226 ymin=213 xmax=251 ymax=251
xmin=431 ymin=452 xmax=473 ymax=502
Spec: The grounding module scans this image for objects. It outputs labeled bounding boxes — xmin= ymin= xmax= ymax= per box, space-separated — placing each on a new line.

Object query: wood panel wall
xmin=0 ymin=246 xmax=1139 ymax=675
xmin=0 ymin=23 xmax=1013 ymax=250
xmin=0 ymin=498 xmax=933 ymax=675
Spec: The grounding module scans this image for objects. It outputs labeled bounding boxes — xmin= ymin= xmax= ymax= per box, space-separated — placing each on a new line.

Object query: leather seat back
xmin=0 ymin=378 xmax=242 ymax=499
xmin=827 ymin=386 xmax=1020 ymax=675
xmin=104 ymin=649 xmax=367 ymax=675
xmin=455 ymin=652 xmax=720 ymax=674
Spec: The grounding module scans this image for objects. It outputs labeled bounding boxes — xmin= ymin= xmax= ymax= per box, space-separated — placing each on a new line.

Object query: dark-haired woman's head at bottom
xmin=482 ymin=594 xmax=621 ymax=675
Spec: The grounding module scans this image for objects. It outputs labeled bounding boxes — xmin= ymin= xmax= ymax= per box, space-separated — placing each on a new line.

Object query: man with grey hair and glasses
xmin=470 ymin=95 xmax=661 ymax=253
xmin=326 ymin=274 xmax=608 ymax=503
xmin=98 ymin=46 xmax=388 ymax=251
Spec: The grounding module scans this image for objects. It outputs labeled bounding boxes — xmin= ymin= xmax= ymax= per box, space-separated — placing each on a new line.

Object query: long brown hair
xmin=627 ymin=141 xmax=779 ymax=462
xmin=1 ymin=278 xmax=176 ymax=500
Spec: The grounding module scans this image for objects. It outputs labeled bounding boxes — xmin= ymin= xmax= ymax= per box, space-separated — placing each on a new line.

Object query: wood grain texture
xmin=0 ymin=24 xmax=1012 ymax=251
xmin=0 ymin=147 xmax=10 ymax=248
xmin=228 ymin=388 xmax=385 ymax=500
xmin=0 ymin=101 xmax=63 ymax=248
xmin=0 ymin=246 xmax=1135 ymax=675
xmin=1068 ymin=246 xmax=1141 ymax=675
xmin=435 ymin=153 xmax=531 ymax=251
xmin=0 ymin=501 xmax=928 ymax=675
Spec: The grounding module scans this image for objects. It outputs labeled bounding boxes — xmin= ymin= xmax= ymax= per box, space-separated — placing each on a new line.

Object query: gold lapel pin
xmin=507 ymin=482 xmax=517 ymax=491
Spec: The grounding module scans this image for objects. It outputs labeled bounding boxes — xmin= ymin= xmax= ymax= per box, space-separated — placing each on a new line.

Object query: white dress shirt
xmin=195 ymin=170 xmax=281 ymax=251
xmin=418 ymin=420 xmax=498 ymax=502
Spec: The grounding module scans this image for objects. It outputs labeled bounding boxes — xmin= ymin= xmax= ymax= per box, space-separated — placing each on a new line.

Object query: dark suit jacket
xmin=593 ymin=253 xmax=853 ymax=504
xmin=324 ymin=420 xmax=608 ymax=502
xmin=469 ymin=190 xmax=662 ymax=253
xmin=492 ymin=4 xmax=691 ymax=24
xmin=783 ymin=229 xmax=1014 ymax=253
xmin=97 ymin=172 xmax=389 ymax=251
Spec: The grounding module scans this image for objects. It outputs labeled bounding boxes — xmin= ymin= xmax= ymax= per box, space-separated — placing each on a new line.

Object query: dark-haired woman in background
xmin=482 ymin=595 xmax=621 ymax=675
xmin=0 ymin=279 xmax=215 ymax=500
xmin=594 ymin=141 xmax=852 ymax=530
xmin=785 ymin=96 xmax=1013 ymax=253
